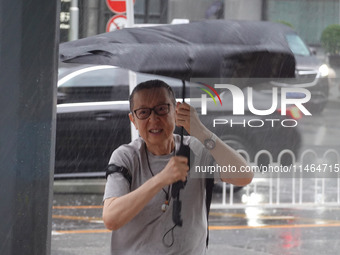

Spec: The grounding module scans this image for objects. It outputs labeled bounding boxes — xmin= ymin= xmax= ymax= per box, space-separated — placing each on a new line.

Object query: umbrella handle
xmin=171 ymin=79 xmax=189 ymax=226
xmin=180 ymin=80 xmax=186 ymax=144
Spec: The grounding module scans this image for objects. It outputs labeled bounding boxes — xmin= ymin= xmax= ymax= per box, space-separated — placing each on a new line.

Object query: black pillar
xmin=0 ymin=0 xmax=59 ymax=254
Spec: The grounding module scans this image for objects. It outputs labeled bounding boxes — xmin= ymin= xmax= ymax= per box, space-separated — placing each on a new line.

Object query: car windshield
xmin=58 ymin=66 xmax=125 ymax=87
xmin=285 ymin=33 xmax=311 ymax=56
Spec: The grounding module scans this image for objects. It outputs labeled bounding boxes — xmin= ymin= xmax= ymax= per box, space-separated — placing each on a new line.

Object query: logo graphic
xmin=199 ymin=84 xmax=311 ymax=116
xmin=197 ymin=83 xmax=222 ymax=115
xmin=198 ymin=82 xmax=222 ymax=106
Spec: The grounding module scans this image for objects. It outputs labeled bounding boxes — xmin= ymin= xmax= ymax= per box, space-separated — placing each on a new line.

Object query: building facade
xmin=59 ymin=0 xmax=340 ymax=45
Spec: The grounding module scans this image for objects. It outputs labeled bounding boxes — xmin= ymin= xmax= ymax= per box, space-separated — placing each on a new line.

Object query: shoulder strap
xmin=205 ymin=177 xmax=214 ymax=247
xmin=105 ymin=164 xmax=132 ymax=186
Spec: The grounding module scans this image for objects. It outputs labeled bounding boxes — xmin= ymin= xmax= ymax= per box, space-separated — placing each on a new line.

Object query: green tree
xmin=275 ymin=20 xmax=294 ymax=29
xmin=321 ymin=24 xmax=340 ymax=55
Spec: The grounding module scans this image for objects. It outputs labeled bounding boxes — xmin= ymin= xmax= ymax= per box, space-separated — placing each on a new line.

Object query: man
xmin=103 ymin=80 xmax=253 ymax=254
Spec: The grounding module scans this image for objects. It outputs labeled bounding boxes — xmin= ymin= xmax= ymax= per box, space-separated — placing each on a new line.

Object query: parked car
xmin=55 ymin=62 xmax=302 ymax=178
xmin=262 ymin=23 xmax=329 ymax=114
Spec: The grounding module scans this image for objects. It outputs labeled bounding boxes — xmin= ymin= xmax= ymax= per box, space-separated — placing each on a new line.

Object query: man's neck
xmin=146 ymin=137 xmax=175 ymax=156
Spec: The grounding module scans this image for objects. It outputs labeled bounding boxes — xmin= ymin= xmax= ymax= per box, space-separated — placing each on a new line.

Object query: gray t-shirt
xmin=103 ymin=134 xmax=213 ymax=255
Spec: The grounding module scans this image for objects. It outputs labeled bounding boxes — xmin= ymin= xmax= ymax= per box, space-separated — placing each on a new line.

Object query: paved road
xmin=51 ymin=178 xmax=340 ymax=255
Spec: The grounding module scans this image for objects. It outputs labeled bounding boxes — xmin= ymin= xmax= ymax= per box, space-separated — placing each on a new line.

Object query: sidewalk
xmin=53 ymin=179 xmax=106 ymax=194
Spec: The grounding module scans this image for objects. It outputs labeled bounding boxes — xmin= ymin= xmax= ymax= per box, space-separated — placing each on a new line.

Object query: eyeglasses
xmin=133 ymin=104 xmax=171 ymax=120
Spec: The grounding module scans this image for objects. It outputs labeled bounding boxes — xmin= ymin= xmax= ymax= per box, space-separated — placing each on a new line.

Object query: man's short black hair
xmin=129 ymin=79 xmax=177 ymax=112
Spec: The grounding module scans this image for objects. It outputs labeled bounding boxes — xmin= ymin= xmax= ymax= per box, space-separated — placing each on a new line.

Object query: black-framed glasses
xmin=133 ymin=104 xmax=171 ymax=120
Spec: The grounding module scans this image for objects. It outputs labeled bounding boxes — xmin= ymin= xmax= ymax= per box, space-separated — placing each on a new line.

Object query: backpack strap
xmin=105 ymin=164 xmax=132 ymax=186
xmin=205 ymin=177 xmax=214 ymax=247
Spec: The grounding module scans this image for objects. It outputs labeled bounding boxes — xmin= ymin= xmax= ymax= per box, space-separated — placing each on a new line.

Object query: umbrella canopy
xmin=59 ymin=20 xmax=296 ymax=81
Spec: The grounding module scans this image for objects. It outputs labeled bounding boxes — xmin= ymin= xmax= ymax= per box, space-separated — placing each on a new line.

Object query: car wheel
xmin=309 ymin=100 xmax=327 ymax=115
xmin=307 ymin=81 xmax=329 ymax=115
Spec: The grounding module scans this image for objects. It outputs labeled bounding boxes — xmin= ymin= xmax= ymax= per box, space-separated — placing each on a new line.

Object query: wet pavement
xmin=51 ymin=180 xmax=340 ymax=255
xmin=208 ymin=207 xmax=340 ymax=255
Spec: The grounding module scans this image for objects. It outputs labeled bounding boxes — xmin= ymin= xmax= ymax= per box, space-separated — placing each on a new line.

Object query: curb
xmin=53 ymin=179 xmax=106 ymax=194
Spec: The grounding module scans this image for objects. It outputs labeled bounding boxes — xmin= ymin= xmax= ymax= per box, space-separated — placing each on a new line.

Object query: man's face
xmin=129 ymin=88 xmax=176 ymax=151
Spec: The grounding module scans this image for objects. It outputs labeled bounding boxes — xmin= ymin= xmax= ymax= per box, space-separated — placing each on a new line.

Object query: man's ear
xmin=129 ymin=113 xmax=138 ymax=130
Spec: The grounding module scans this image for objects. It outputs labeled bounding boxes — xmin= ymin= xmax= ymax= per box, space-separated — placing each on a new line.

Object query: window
xmin=58 ymin=66 xmax=128 ymax=88
xmin=285 ymin=33 xmax=311 ymax=56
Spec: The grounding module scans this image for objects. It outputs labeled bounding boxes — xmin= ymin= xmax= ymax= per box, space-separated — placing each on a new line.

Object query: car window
xmin=285 ymin=33 xmax=311 ymax=56
xmin=58 ymin=66 xmax=128 ymax=88
xmin=57 ymin=66 xmax=131 ymax=103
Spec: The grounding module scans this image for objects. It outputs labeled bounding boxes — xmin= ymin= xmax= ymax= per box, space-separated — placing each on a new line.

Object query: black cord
xmin=144 ymin=143 xmax=171 ymax=202
xmin=162 ymin=224 xmax=177 ymax=248
xmin=145 ymin=143 xmax=177 ymax=247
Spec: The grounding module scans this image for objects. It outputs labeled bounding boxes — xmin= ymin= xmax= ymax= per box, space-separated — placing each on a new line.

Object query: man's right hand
xmin=157 ymin=156 xmax=189 ymax=185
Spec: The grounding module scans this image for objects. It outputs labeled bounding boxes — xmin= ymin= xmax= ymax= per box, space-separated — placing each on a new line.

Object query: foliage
xmin=275 ymin=20 xmax=294 ymax=29
xmin=320 ymin=24 xmax=340 ymax=55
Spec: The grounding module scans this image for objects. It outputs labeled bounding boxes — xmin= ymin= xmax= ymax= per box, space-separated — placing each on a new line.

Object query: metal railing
xmin=211 ymin=149 xmax=340 ymax=209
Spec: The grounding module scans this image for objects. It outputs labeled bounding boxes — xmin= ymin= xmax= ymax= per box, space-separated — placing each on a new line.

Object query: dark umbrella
xmin=59 ymin=20 xmax=296 ymax=82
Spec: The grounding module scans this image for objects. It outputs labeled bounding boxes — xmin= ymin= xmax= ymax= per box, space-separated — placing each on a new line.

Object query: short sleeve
xmin=103 ymin=172 xmax=130 ymax=201
xmin=108 ymin=145 xmax=134 ymax=170
xmin=103 ymin=144 xmax=136 ymax=201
